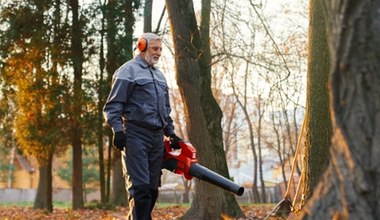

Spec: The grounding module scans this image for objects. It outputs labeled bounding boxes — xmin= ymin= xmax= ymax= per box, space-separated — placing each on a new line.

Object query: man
xmin=103 ymin=32 xmax=182 ymax=219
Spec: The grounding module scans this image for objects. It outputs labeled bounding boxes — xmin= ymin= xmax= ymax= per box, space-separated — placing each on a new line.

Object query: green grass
xmin=239 ymin=202 xmax=276 ymax=206
xmin=0 ymin=201 xmax=33 ymax=207
xmin=155 ymin=203 xmax=190 ymax=208
xmin=0 ymin=201 xmax=71 ymax=208
xmin=54 ymin=201 xmax=71 ymax=208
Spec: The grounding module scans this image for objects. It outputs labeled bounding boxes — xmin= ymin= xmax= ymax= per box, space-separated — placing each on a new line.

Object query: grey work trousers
xmin=122 ymin=123 xmax=164 ymax=220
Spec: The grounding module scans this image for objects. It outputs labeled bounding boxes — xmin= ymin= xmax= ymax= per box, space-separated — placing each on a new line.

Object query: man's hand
xmin=169 ymin=134 xmax=183 ymax=149
xmin=113 ymin=131 xmax=126 ymax=151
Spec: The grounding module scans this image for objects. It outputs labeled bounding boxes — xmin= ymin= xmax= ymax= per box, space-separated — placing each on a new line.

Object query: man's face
xmin=141 ymin=39 xmax=162 ymax=66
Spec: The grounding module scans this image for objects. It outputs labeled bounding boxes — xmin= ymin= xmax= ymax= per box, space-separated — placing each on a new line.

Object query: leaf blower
xmin=162 ymin=140 xmax=244 ymax=196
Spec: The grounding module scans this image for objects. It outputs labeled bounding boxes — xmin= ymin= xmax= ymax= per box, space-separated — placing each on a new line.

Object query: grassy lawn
xmin=0 ymin=201 xmax=70 ymax=208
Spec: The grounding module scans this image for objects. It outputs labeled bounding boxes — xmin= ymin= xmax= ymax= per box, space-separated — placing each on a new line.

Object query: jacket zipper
xmin=149 ymin=68 xmax=165 ymax=126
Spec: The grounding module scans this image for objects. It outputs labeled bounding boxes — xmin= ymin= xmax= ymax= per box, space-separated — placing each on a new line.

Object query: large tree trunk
xmin=166 ymin=0 xmax=243 ymax=218
xmin=298 ymin=1 xmax=380 ymax=219
xmin=301 ymin=0 xmax=332 ymax=206
xmin=69 ymin=0 xmax=84 ymax=209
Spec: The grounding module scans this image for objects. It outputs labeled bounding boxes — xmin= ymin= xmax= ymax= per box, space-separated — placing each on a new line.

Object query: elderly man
xmin=103 ymin=32 xmax=182 ymax=219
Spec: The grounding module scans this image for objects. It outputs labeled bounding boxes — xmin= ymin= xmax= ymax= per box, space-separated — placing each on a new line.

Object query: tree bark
xmin=301 ymin=0 xmax=332 ymax=206
xmin=97 ymin=2 xmax=106 ymax=204
xmin=298 ymin=0 xmax=380 ymax=219
xmin=69 ymin=0 xmax=84 ymax=209
xmin=33 ymin=155 xmax=53 ymax=212
xmin=143 ymin=0 xmax=153 ymax=32
xmin=166 ymin=0 xmax=243 ymax=218
xmin=198 ymin=0 xmax=244 ymax=214
xmin=106 ymin=134 xmax=112 ymax=202
xmin=106 ymin=0 xmax=135 ymax=206
xmin=105 ymin=4 xmax=121 ymax=204
xmin=111 ymin=150 xmax=127 ymax=206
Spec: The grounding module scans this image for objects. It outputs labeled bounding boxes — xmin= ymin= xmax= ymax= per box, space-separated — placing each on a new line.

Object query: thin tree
xmin=69 ymin=0 xmax=85 ymax=209
xmin=230 ymin=68 xmax=261 ymax=202
xmin=97 ymin=0 xmax=107 ymax=205
xmin=105 ymin=0 xmax=139 ymax=206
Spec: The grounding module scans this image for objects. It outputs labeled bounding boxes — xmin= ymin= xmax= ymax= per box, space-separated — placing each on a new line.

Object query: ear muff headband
xmin=137 ymin=38 xmax=148 ymax=52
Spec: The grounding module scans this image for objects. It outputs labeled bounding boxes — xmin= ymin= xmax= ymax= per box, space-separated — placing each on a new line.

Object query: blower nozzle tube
xmin=189 ymin=163 xmax=244 ymax=196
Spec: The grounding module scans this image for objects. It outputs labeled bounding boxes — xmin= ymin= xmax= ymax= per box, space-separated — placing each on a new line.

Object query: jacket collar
xmin=136 ymin=55 xmax=156 ymax=69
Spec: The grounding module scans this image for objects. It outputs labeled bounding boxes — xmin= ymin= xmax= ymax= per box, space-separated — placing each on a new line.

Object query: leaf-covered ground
xmin=0 ymin=204 xmax=280 ymax=220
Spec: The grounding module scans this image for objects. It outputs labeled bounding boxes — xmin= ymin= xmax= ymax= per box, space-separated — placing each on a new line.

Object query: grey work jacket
xmin=103 ymin=55 xmax=174 ymax=137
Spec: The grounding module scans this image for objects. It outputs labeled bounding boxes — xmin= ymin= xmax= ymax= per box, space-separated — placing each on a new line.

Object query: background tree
xmin=0 ymin=76 xmax=17 ymax=188
xmin=104 ymin=0 xmax=139 ymax=206
xmin=229 ymin=53 xmax=263 ymax=202
xmin=0 ymin=0 xmax=140 ymax=208
xmin=95 ymin=0 xmax=107 ymax=205
xmin=210 ymin=0 xmax=307 ymax=203
xmin=165 ymin=0 xmax=243 ymax=218
xmin=298 ymin=0 xmax=380 ymax=219
xmin=198 ymin=0 xmax=243 ymax=214
xmin=143 ymin=0 xmax=153 ymax=32
xmin=167 ymin=89 xmax=192 ymax=203
xmin=69 ymin=0 xmax=85 ymax=209
xmin=0 ymin=0 xmax=71 ymax=211
xmin=57 ymin=148 xmax=100 ymax=202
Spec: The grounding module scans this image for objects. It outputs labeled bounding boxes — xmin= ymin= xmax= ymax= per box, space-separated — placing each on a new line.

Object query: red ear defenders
xmin=137 ymin=38 xmax=148 ymax=52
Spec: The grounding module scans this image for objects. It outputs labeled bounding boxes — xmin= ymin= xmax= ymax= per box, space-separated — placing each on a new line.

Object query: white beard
xmin=145 ymin=54 xmax=160 ymax=66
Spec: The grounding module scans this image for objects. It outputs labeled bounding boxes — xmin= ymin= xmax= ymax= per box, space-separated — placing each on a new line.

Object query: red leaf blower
xmin=163 ymin=140 xmax=244 ymax=196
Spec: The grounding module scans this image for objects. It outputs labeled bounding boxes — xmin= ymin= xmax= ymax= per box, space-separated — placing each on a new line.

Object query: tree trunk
xmin=106 ymin=133 xmax=112 ymax=202
xmin=97 ymin=5 xmax=106 ymax=204
xmin=98 ymin=48 xmax=106 ymax=203
xmin=72 ymin=129 xmax=83 ymax=209
xmin=143 ymin=0 xmax=153 ymax=32
xmin=69 ymin=0 xmax=84 ymax=209
xmin=249 ymin=128 xmax=260 ymax=202
xmin=106 ymin=0 xmax=135 ymax=206
xmin=182 ymin=177 xmax=191 ymax=203
xmin=298 ymin=1 xmax=380 ymax=219
xmin=166 ymin=0 xmax=221 ymax=218
xmin=198 ymin=0 xmax=244 ymax=214
xmin=33 ymin=155 xmax=53 ymax=212
xmin=231 ymin=62 xmax=261 ymax=203
xmin=257 ymin=115 xmax=266 ymax=203
xmin=106 ymin=1 xmax=122 ymax=205
xmin=301 ymin=0 xmax=332 ymax=207
xmin=111 ymin=150 xmax=127 ymax=206
xmin=166 ymin=0 xmax=243 ymax=218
